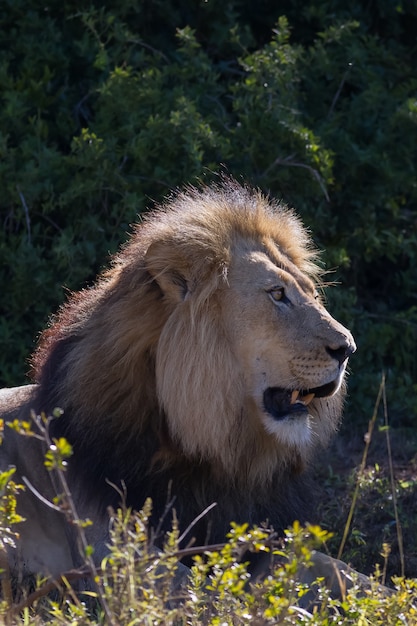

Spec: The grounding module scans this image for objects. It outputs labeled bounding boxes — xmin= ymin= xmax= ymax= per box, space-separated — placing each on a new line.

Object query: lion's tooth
xmin=290 ymin=390 xmax=300 ymax=404
xmin=301 ymin=393 xmax=315 ymax=406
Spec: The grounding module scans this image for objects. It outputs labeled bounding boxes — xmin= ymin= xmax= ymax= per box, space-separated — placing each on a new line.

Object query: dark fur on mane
xmin=33 ymin=348 xmax=313 ymax=548
xmin=28 ymin=180 xmax=331 ymax=548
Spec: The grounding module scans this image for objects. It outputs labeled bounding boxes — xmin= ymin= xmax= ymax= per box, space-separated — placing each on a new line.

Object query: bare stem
xmin=337 ymin=375 xmax=384 ymax=560
xmin=16 ymin=186 xmax=31 ymax=245
xmin=382 ymin=380 xmax=405 ymax=578
xmin=262 ymin=155 xmax=330 ymax=201
xmin=31 ymin=412 xmax=116 ymax=626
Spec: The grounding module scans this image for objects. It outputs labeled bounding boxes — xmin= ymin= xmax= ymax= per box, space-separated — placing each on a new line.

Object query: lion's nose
xmin=326 ymin=341 xmax=356 ymax=366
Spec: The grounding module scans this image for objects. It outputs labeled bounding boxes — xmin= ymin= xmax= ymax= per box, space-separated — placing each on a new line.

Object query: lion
xmin=0 ymin=179 xmax=357 ymax=591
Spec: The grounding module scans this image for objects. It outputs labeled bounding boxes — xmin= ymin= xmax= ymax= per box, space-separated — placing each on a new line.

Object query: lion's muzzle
xmin=263 ymin=337 xmax=355 ymax=422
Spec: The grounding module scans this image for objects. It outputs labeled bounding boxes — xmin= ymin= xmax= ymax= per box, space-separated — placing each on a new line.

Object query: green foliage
xmin=0 ymin=466 xmax=25 ymax=552
xmin=2 ymin=487 xmax=417 ymax=623
xmin=1 ymin=0 xmax=416 ymax=430
xmin=1 ymin=421 xmax=417 ymax=622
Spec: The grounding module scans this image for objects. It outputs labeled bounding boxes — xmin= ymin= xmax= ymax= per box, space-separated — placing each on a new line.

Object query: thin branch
xmin=6 ymin=540 xmax=227 ymax=617
xmin=29 ymin=411 xmax=116 ymax=626
xmin=382 ymin=377 xmax=405 ymax=578
xmin=21 ymin=476 xmax=62 ymax=512
xmin=6 ymin=528 xmax=283 ymax=618
xmin=0 ymin=548 xmax=13 ymax=608
xmin=177 ymin=502 xmax=218 ymax=544
xmin=33 ymin=211 xmax=63 ymax=234
xmin=327 ymin=62 xmax=353 ymax=119
xmin=7 ymin=567 xmax=91 ymax=617
xmin=337 ymin=375 xmax=384 ymax=560
xmin=16 ymin=186 xmax=31 ymax=245
xmin=262 ymin=155 xmax=330 ymax=201
xmin=126 ymin=38 xmax=169 ymax=62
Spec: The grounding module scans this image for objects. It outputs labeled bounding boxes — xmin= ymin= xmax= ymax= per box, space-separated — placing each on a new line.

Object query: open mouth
xmin=263 ymin=380 xmax=338 ymax=421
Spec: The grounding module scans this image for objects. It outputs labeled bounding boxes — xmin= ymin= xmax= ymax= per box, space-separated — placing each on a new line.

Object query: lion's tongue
xmin=290 ymin=390 xmax=315 ymax=406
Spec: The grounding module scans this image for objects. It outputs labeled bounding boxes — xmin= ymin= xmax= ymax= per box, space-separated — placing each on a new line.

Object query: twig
xmin=126 ymin=37 xmax=169 ymax=62
xmin=178 ymin=502 xmax=218 ymax=544
xmin=382 ymin=377 xmax=405 ymax=578
xmin=0 ymin=548 xmax=13 ymax=609
xmin=262 ymin=155 xmax=330 ymax=201
xmin=7 ymin=567 xmax=91 ymax=617
xmin=33 ymin=211 xmax=63 ymax=234
xmin=327 ymin=62 xmax=353 ymax=119
xmin=21 ymin=476 xmax=63 ymax=512
xmin=30 ymin=412 xmax=116 ymax=626
xmin=6 ymin=540 xmax=230 ymax=617
xmin=16 ymin=186 xmax=31 ymax=245
xmin=337 ymin=375 xmax=385 ymax=560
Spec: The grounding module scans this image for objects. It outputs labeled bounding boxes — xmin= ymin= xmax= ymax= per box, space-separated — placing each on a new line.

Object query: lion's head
xmin=33 ymin=179 xmax=355 ymax=488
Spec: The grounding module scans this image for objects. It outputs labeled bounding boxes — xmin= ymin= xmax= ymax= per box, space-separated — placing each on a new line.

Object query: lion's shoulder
xmin=0 ymin=384 xmax=37 ymax=418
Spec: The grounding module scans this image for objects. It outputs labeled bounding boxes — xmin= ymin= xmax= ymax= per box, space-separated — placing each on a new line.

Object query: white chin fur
xmin=262 ymin=413 xmax=313 ymax=449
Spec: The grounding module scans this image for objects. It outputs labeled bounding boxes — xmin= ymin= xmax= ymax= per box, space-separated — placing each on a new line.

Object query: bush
xmin=2 ymin=457 xmax=417 ymax=624
xmin=1 ymin=0 xmax=416 ymax=429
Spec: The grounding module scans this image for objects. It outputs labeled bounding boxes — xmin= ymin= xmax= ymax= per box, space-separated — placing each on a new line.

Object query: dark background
xmin=1 ymin=0 xmax=417 ymax=575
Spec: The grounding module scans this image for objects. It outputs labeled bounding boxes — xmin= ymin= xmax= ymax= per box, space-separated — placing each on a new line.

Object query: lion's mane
xmin=30 ymin=179 xmax=343 ymax=546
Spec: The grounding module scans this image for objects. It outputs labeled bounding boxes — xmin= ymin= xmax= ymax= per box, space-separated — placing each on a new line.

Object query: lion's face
xmin=221 ymin=239 xmax=356 ymax=450
xmin=154 ymin=234 xmax=355 ymax=476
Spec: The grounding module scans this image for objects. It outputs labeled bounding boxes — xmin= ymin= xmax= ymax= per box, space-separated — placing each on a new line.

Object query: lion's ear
xmin=145 ymin=241 xmax=190 ymax=303
xmin=153 ymin=270 xmax=189 ymax=303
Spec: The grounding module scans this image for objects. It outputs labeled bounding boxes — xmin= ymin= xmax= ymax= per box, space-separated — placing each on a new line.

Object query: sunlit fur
xmin=32 ymin=180 xmax=345 ymax=484
xmin=1 ymin=179 xmax=355 ymax=577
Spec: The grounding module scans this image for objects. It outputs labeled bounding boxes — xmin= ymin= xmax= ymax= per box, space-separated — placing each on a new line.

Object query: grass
xmin=1 ymin=380 xmax=417 ymax=624
xmin=315 ymin=378 xmax=417 ymax=583
xmin=3 ymin=516 xmax=417 ymax=625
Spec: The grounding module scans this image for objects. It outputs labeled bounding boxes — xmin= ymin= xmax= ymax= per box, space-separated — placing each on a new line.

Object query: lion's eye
xmin=268 ymin=287 xmax=285 ymax=302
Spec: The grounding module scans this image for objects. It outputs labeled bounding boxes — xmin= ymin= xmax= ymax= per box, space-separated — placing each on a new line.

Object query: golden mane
xmin=33 ymin=181 xmax=323 ymax=478
xmin=1 ymin=178 xmax=356 ymax=577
